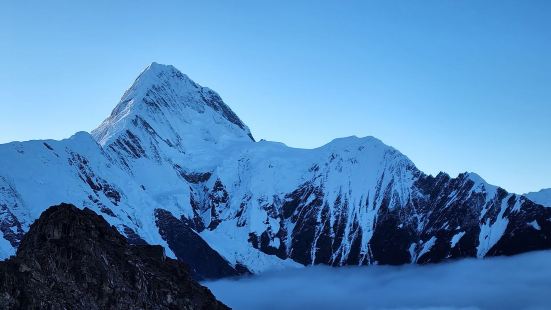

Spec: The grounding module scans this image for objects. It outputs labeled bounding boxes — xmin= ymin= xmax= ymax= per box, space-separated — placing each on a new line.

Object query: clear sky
xmin=1 ymin=0 xmax=550 ymax=194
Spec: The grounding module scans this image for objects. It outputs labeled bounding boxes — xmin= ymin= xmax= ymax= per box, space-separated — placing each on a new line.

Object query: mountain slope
xmin=0 ymin=132 xmax=244 ymax=279
xmin=525 ymin=189 xmax=551 ymax=207
xmin=1 ymin=63 xmax=550 ymax=276
xmin=192 ymin=140 xmax=551 ymax=266
xmin=0 ymin=203 xmax=228 ymax=309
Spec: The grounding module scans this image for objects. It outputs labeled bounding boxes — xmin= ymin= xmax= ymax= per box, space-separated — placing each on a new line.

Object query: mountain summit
xmin=1 ymin=64 xmax=550 ymax=278
xmin=525 ymin=189 xmax=551 ymax=207
xmin=93 ymin=62 xmax=253 ymax=154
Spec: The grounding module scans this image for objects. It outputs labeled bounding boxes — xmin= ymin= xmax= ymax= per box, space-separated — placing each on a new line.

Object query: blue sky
xmin=1 ymin=0 xmax=550 ymax=193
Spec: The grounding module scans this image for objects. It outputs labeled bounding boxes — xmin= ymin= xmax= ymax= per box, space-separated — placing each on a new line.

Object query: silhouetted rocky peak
xmin=0 ymin=203 xmax=228 ymax=310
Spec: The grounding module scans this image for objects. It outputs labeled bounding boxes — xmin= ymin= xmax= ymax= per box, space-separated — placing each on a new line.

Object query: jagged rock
xmin=0 ymin=203 xmax=228 ymax=310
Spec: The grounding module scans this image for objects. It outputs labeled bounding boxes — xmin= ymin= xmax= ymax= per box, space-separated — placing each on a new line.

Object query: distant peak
xmin=465 ymin=172 xmax=485 ymax=183
xmin=531 ymin=188 xmax=551 ymax=194
xmin=149 ymin=61 xmax=163 ymax=68
xmin=322 ymin=135 xmax=386 ymax=150
xmin=135 ymin=62 xmax=190 ymax=86
xmin=144 ymin=62 xmax=178 ymax=73
xmin=525 ymin=188 xmax=551 ymax=207
xmin=68 ymin=131 xmax=95 ymax=143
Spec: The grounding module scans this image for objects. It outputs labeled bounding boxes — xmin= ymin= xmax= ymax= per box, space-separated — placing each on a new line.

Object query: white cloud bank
xmin=204 ymin=250 xmax=551 ymax=310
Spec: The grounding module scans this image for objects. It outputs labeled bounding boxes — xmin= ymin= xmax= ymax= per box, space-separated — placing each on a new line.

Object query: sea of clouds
xmin=204 ymin=250 xmax=551 ymax=310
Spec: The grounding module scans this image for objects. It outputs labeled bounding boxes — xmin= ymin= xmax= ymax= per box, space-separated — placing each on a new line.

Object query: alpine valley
xmin=1 ymin=63 xmax=550 ymax=279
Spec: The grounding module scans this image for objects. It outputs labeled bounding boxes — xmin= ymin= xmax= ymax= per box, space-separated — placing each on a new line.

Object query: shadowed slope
xmin=0 ymin=203 xmax=228 ymax=310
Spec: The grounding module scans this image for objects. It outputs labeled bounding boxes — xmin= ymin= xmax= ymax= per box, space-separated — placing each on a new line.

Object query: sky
xmin=1 ymin=0 xmax=550 ymax=194
xmin=204 ymin=250 xmax=551 ymax=310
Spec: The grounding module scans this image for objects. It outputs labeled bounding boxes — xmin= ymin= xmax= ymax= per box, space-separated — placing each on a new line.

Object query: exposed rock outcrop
xmin=0 ymin=203 xmax=228 ymax=310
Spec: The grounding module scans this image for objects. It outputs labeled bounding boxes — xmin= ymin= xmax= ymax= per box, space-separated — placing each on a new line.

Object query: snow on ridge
xmin=0 ymin=132 xmax=178 ymax=259
xmin=525 ymin=188 xmax=551 ymax=207
xmin=2 ymin=63 xmax=548 ymax=273
xmin=465 ymin=171 xmax=498 ymax=201
xmin=92 ymin=63 xmax=252 ymax=148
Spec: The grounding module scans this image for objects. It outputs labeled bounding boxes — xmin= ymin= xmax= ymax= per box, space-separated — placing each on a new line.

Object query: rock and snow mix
xmin=1 ymin=63 xmax=550 ymax=276
xmin=525 ymin=188 xmax=551 ymax=207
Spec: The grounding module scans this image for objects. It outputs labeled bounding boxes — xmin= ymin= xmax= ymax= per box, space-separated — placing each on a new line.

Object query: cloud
xmin=204 ymin=251 xmax=551 ymax=310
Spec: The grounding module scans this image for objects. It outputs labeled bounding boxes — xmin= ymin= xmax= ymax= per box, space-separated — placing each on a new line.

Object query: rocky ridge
xmin=0 ymin=203 xmax=228 ymax=310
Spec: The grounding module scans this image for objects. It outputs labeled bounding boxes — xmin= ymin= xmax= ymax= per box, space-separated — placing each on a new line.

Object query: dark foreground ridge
xmin=0 ymin=203 xmax=228 ymax=310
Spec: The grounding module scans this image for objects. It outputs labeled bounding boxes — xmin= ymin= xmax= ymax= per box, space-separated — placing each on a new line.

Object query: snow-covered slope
xmin=525 ymin=189 xmax=551 ymax=207
xmin=1 ymin=63 xmax=550 ymax=276
xmin=0 ymin=132 xmax=187 ymax=255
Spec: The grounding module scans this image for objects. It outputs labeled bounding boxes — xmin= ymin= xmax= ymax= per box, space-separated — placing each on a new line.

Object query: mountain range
xmin=525 ymin=189 xmax=551 ymax=207
xmin=1 ymin=63 xmax=550 ymax=279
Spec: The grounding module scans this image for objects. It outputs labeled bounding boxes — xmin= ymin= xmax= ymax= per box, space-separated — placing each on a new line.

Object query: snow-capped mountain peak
xmin=2 ymin=63 xmax=551 ymax=278
xmin=92 ymin=63 xmax=253 ymax=150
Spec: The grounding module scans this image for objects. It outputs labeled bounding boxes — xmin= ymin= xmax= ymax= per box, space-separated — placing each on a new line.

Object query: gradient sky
xmin=1 ymin=0 xmax=550 ymax=194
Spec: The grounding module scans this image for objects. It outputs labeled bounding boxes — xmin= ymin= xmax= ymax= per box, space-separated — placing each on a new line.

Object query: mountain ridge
xmin=525 ymin=189 xmax=551 ymax=207
xmin=1 ymin=63 xmax=550 ymax=277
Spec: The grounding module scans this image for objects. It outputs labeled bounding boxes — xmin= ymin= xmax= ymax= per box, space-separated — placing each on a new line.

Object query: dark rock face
xmin=0 ymin=177 xmax=27 ymax=248
xmin=154 ymin=208 xmax=248 ymax=280
xmin=0 ymin=203 xmax=228 ymax=310
xmin=221 ymin=170 xmax=551 ymax=267
xmin=207 ymin=180 xmax=230 ymax=230
xmin=488 ymin=200 xmax=551 ymax=256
